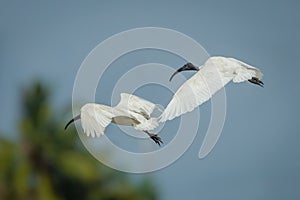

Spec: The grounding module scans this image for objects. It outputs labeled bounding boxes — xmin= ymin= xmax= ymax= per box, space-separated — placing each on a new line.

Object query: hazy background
xmin=1 ymin=0 xmax=299 ymax=199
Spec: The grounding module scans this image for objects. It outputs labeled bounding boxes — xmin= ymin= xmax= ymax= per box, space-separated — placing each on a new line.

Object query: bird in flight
xmin=65 ymin=93 xmax=163 ymax=146
xmin=160 ymin=56 xmax=264 ymax=122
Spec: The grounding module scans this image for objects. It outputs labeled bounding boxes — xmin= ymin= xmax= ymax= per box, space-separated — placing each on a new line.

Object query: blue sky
xmin=1 ymin=1 xmax=300 ymax=199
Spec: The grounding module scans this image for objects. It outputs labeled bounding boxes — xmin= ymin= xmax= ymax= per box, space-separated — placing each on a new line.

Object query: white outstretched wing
xmin=115 ymin=93 xmax=157 ymax=118
xmin=160 ymin=60 xmax=232 ymax=122
xmin=80 ymin=103 xmax=115 ymax=137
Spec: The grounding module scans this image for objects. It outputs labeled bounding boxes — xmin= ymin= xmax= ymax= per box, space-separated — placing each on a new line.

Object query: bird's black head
xmin=169 ymin=62 xmax=199 ymax=81
xmin=178 ymin=63 xmax=199 ymax=72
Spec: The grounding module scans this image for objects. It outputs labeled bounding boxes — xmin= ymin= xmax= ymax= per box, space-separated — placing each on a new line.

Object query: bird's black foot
xmin=248 ymin=77 xmax=264 ymax=87
xmin=150 ymin=134 xmax=163 ymax=146
xmin=169 ymin=62 xmax=199 ymax=81
xmin=144 ymin=131 xmax=163 ymax=146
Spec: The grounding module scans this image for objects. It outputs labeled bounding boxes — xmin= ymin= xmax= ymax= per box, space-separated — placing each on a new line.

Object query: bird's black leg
xmin=248 ymin=77 xmax=264 ymax=87
xmin=144 ymin=131 xmax=163 ymax=146
xmin=169 ymin=62 xmax=199 ymax=81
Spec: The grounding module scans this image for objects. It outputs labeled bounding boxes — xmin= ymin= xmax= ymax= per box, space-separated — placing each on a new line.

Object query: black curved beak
xmin=169 ymin=62 xmax=199 ymax=81
xmin=248 ymin=77 xmax=264 ymax=87
xmin=65 ymin=114 xmax=81 ymax=130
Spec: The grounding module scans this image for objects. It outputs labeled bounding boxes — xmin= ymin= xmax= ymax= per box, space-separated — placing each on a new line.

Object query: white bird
xmin=160 ymin=56 xmax=264 ymax=122
xmin=65 ymin=93 xmax=163 ymax=145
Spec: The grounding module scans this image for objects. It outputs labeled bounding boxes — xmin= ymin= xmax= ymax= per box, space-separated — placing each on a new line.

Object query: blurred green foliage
xmin=0 ymin=82 xmax=158 ymax=200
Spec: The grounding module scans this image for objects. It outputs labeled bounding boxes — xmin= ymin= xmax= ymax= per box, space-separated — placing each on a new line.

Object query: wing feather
xmin=160 ymin=62 xmax=231 ymax=122
xmin=115 ymin=93 xmax=157 ymax=117
xmin=80 ymin=103 xmax=115 ymax=137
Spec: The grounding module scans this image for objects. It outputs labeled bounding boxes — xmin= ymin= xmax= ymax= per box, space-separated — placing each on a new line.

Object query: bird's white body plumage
xmin=80 ymin=93 xmax=159 ymax=137
xmin=160 ymin=56 xmax=263 ymax=122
